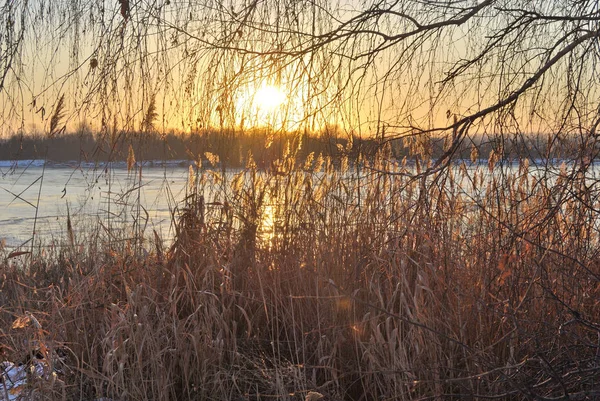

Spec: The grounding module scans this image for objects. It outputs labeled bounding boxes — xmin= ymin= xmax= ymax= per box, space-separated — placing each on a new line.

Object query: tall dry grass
xmin=0 ymin=144 xmax=599 ymax=400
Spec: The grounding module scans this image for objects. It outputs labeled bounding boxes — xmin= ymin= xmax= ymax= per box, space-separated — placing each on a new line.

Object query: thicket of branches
xmin=1 ymin=1 xmax=600 ymax=400
xmin=2 ymin=1 xmax=600 ymax=150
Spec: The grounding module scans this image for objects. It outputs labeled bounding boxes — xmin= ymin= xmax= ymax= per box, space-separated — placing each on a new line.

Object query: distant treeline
xmin=0 ymin=127 xmax=372 ymax=168
xmin=0 ymin=126 xmax=589 ymax=167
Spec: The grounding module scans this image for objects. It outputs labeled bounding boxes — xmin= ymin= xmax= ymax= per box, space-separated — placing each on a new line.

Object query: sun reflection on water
xmin=258 ymin=190 xmax=277 ymax=246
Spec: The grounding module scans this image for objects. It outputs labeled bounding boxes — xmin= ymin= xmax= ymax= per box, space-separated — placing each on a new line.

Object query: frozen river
xmin=2 ymin=157 xmax=599 ymax=250
xmin=0 ymin=160 xmax=195 ymax=248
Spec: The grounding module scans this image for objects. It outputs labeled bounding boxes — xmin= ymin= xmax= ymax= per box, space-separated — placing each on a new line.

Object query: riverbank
xmin=0 ymin=127 xmax=588 ymax=169
xmin=1 ymin=151 xmax=598 ymax=400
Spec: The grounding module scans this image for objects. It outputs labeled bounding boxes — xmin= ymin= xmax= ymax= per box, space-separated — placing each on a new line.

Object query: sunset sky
xmin=1 ymin=1 xmax=598 ymax=140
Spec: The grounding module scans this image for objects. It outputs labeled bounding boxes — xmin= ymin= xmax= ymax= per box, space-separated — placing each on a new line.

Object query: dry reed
xmin=0 ymin=145 xmax=599 ymax=401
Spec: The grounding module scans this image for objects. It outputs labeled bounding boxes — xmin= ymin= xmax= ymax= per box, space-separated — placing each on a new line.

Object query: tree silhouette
xmin=2 ymin=1 xmax=599 ymax=153
xmin=1 ymin=2 xmax=599 ymax=400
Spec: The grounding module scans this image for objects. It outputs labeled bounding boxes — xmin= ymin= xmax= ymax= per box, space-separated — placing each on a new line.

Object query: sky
xmin=1 ymin=0 xmax=598 ymax=140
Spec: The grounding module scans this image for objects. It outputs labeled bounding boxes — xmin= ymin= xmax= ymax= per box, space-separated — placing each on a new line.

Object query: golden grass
xmin=0 ymin=146 xmax=599 ymax=400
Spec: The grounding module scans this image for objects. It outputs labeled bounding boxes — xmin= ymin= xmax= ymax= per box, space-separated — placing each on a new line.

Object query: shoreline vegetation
xmin=0 ymin=126 xmax=591 ymax=168
xmin=2 ymin=1 xmax=599 ymax=400
xmin=1 ymin=141 xmax=599 ymax=400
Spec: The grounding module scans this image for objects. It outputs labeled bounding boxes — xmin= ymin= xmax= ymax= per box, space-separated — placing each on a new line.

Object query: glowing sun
xmin=254 ymin=85 xmax=286 ymax=111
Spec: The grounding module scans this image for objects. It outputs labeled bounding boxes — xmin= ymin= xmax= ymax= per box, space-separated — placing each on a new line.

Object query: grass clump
xmin=0 ymin=145 xmax=599 ymax=401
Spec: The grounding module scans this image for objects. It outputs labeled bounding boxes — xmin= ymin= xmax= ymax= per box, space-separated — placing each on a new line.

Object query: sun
xmin=254 ymin=85 xmax=286 ymax=112
xmin=234 ymin=83 xmax=293 ymax=128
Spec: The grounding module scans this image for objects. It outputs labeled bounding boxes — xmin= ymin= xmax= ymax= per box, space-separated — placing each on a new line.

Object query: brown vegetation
xmin=0 ymin=127 xmax=369 ymax=168
xmin=0 ymin=145 xmax=599 ymax=400
xmin=0 ymin=126 xmax=584 ymax=169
